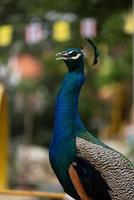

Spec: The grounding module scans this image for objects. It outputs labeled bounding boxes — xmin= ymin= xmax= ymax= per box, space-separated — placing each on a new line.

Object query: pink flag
xmin=80 ymin=18 xmax=97 ymax=38
xmin=25 ymin=22 xmax=43 ymax=44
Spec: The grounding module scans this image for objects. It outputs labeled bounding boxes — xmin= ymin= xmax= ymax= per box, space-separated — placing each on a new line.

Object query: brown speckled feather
xmin=76 ymin=137 xmax=134 ymax=200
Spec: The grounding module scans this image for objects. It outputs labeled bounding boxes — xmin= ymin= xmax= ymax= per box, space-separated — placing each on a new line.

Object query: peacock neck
xmin=52 ymin=70 xmax=86 ymax=146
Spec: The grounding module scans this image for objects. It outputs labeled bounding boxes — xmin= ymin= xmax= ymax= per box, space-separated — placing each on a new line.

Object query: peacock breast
xmin=49 ymin=136 xmax=78 ymax=197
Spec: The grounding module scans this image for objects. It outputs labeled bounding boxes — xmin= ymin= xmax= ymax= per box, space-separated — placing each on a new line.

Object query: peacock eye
xmin=70 ymin=51 xmax=78 ymax=57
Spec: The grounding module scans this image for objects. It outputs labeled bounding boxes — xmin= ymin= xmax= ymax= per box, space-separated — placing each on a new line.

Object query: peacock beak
xmin=55 ymin=51 xmax=69 ymax=60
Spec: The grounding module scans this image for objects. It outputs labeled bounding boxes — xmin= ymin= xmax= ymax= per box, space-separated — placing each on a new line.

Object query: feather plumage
xmin=76 ymin=137 xmax=134 ymax=200
xmin=49 ymin=41 xmax=134 ymax=200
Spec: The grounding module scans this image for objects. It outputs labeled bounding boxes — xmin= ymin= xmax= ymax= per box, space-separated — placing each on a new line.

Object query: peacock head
xmin=55 ymin=39 xmax=99 ymax=72
xmin=55 ymin=48 xmax=84 ymax=72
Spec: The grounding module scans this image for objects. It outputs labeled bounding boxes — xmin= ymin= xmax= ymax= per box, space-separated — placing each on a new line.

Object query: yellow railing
xmin=0 ymin=84 xmax=9 ymax=188
xmin=0 ymin=189 xmax=65 ymax=199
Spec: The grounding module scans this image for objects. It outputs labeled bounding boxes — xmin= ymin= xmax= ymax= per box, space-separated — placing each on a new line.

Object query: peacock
xmin=49 ymin=39 xmax=134 ymax=200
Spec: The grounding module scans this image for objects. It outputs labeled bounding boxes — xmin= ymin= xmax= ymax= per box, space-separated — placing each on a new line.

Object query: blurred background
xmin=0 ymin=0 xmax=133 ymax=199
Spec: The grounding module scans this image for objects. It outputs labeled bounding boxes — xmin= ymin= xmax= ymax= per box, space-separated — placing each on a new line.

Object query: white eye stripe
xmin=71 ymin=53 xmax=81 ymax=60
xmin=68 ymin=50 xmax=74 ymax=54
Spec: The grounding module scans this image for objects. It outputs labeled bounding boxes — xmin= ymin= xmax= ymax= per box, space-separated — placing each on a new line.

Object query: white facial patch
xmin=71 ymin=53 xmax=81 ymax=60
xmin=68 ymin=50 xmax=74 ymax=54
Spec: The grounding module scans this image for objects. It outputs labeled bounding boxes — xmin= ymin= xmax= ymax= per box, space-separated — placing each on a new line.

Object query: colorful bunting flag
xmin=25 ymin=22 xmax=44 ymax=44
xmin=53 ymin=20 xmax=71 ymax=42
xmin=80 ymin=18 xmax=97 ymax=38
xmin=0 ymin=25 xmax=13 ymax=46
xmin=124 ymin=13 xmax=134 ymax=34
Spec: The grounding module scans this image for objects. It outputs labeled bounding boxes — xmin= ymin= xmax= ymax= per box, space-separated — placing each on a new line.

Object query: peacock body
xmin=49 ymin=43 xmax=134 ymax=200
